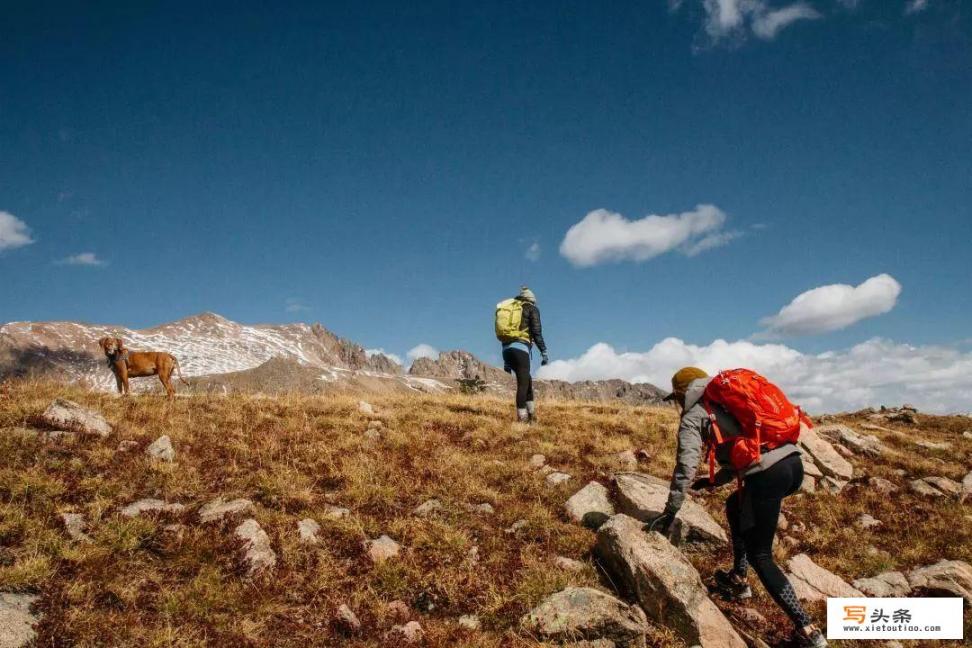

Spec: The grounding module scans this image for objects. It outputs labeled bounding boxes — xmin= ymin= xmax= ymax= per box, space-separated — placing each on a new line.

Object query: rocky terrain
xmin=0 ymin=381 xmax=969 ymax=647
xmin=0 ymin=314 xmax=667 ymax=404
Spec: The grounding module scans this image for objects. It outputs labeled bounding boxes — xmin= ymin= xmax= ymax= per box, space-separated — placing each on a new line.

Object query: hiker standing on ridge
xmin=495 ymin=287 xmax=548 ymax=422
xmin=653 ymin=367 xmax=827 ymax=648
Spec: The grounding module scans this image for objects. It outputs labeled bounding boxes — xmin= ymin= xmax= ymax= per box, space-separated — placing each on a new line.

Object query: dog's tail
xmin=175 ymin=358 xmax=191 ymax=388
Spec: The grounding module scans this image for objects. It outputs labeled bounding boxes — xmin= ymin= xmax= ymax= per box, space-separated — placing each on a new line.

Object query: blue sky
xmin=2 ymin=1 xmax=970 ymax=410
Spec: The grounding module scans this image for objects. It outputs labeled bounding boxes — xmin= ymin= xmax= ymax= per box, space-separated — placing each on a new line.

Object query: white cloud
xmin=537 ymin=337 xmax=972 ymax=414
xmin=760 ymin=273 xmax=901 ymax=337
xmin=676 ymin=0 xmax=821 ymax=45
xmin=905 ymin=0 xmax=929 ymax=14
xmin=559 ymin=204 xmax=736 ymax=267
xmin=366 ymin=348 xmax=403 ymax=366
xmin=525 ymin=241 xmax=541 ymax=262
xmin=285 ymin=297 xmax=310 ymax=313
xmin=0 ymin=211 xmax=34 ymax=251
xmin=752 ymin=3 xmax=822 ymax=39
xmin=407 ymin=343 xmax=439 ymax=363
xmin=57 ymin=252 xmax=107 ymax=266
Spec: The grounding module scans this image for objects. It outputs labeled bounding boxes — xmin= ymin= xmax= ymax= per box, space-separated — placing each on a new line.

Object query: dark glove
xmin=648 ymin=512 xmax=675 ymax=534
xmin=690 ymin=477 xmax=714 ymax=492
xmin=541 ymin=353 xmax=550 ymax=366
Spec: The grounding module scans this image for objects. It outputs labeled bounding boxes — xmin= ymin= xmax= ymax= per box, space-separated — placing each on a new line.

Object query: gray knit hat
xmin=517 ymin=286 xmax=537 ymax=304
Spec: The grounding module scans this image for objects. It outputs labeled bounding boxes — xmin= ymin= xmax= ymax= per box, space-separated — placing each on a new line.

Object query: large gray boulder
xmin=41 ymin=399 xmax=112 ymax=437
xmin=0 ymin=593 xmax=39 ymax=648
xmin=612 ymin=473 xmax=726 ymax=546
xmin=594 ymin=514 xmax=746 ymax=648
xmin=816 ymin=424 xmax=885 ymax=457
xmin=565 ymin=482 xmax=615 ymax=529
xmin=907 ymin=560 xmax=972 ymax=604
xmin=234 ymin=518 xmax=277 ymax=575
xmin=798 ymin=428 xmax=853 ymax=481
xmin=786 ymin=554 xmax=863 ymax=601
xmin=520 ymin=587 xmax=649 ymax=648
xmin=145 ymin=435 xmax=175 ymax=462
xmin=853 ymin=571 xmax=911 ymax=598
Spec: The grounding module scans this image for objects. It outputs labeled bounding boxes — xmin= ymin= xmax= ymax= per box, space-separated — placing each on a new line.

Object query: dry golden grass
xmin=0 ymin=380 xmax=969 ymax=647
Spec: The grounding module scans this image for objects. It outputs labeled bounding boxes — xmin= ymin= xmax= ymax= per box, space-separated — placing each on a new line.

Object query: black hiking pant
xmin=502 ymin=347 xmax=533 ymax=409
xmin=725 ymin=453 xmax=812 ymax=628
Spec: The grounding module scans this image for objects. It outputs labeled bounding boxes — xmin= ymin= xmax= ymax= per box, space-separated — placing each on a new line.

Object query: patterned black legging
xmin=726 ymin=453 xmax=812 ymax=629
xmin=502 ymin=347 xmax=533 ymax=409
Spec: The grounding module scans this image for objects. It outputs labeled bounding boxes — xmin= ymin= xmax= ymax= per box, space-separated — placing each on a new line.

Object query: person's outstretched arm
xmin=527 ymin=305 xmax=547 ymax=359
xmin=663 ymin=407 xmax=706 ymax=517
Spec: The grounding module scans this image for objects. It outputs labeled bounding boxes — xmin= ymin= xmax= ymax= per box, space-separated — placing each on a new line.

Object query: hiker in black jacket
xmin=500 ymin=287 xmax=548 ymax=422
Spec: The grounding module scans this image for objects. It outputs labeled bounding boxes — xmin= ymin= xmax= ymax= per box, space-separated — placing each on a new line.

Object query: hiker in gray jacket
xmin=653 ymin=367 xmax=827 ymax=648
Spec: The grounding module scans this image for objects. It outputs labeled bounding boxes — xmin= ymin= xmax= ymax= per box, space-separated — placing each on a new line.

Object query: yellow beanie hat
xmin=663 ymin=366 xmax=709 ymax=402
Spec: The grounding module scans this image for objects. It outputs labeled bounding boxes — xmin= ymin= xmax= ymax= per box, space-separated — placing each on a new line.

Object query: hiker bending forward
xmin=496 ymin=287 xmax=548 ymax=422
xmin=655 ymin=367 xmax=827 ymax=648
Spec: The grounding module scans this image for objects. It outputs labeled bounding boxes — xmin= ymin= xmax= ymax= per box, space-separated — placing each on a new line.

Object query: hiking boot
xmin=516 ymin=408 xmax=530 ymax=423
xmin=796 ymin=626 xmax=828 ymax=648
xmin=525 ymin=401 xmax=537 ymax=423
xmin=713 ymin=569 xmax=752 ymax=601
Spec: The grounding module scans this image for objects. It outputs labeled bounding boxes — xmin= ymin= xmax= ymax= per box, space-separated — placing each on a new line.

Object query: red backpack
xmin=701 ymin=368 xmax=811 ymax=481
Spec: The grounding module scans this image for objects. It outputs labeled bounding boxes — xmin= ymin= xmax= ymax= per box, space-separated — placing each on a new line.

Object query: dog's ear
xmin=98 ymin=337 xmax=110 ymax=352
xmin=115 ymin=337 xmax=126 ymax=351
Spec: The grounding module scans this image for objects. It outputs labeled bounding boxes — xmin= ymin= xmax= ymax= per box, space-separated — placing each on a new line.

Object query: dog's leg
xmin=120 ymin=365 xmax=130 ymax=396
xmin=160 ymin=370 xmax=175 ymax=398
xmin=114 ymin=371 xmax=124 ymax=395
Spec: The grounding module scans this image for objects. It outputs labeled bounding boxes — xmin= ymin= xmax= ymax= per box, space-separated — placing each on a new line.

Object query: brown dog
xmin=98 ymin=337 xmax=189 ymax=397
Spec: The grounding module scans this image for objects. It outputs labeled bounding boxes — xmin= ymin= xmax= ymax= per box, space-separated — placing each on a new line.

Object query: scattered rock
xmin=358 ymin=400 xmax=375 ymax=416
xmin=116 ymin=440 xmax=138 ymax=452
xmin=733 ymin=607 xmax=767 ymax=625
xmin=820 ymin=476 xmax=848 ymax=494
xmin=457 ymin=614 xmax=480 ymax=630
xmin=853 ymin=514 xmax=882 ymax=530
xmin=365 ymin=535 xmax=401 ymax=564
xmin=860 ymin=423 xmax=892 ymax=433
xmin=909 ymin=477 xmax=961 ymax=498
xmin=906 ymin=560 xmax=972 ymax=604
xmin=887 ymin=410 xmax=918 ymax=425
xmin=554 ymin=556 xmax=586 ymax=572
xmin=363 ymin=429 xmax=381 ymax=442
xmin=386 ymin=621 xmax=423 ymax=644
xmin=198 ymin=497 xmax=254 ymax=523
xmin=853 ymin=571 xmax=911 ymax=597
xmin=961 ymin=470 xmax=972 ymax=503
xmin=322 ymin=505 xmax=350 ymax=519
xmin=520 ymin=586 xmax=649 ymax=648
xmin=834 ymin=444 xmax=854 ymax=458
xmin=612 ymin=473 xmax=727 ymax=546
xmin=41 ymin=399 xmax=112 ymax=437
xmin=333 ymin=603 xmax=361 ymax=634
xmin=868 ymin=477 xmax=899 ymax=494
xmin=595 ymin=514 xmax=746 ymax=648
xmin=505 ymin=519 xmax=529 ymax=534
xmin=466 ymin=502 xmax=495 ymax=515
xmin=539 ymin=465 xmax=555 ymax=475
xmin=413 ymin=499 xmax=444 ymax=517
xmin=234 ymin=518 xmax=276 ymax=575
xmin=800 ymin=456 xmax=823 ymax=479
xmin=529 ymin=454 xmax=547 ymax=469
xmin=786 ymin=554 xmax=863 ymax=601
xmin=798 ymin=429 xmax=853 ymax=481
xmin=777 ymin=512 xmax=789 ymax=531
xmin=963 ymin=430 xmax=972 ymax=440
xmin=923 ymin=476 xmax=962 ymax=497
xmin=145 ymin=435 xmax=175 ymax=462
xmin=818 ymin=423 xmax=886 ymax=457
xmin=546 ymin=472 xmax=572 ymax=487
xmin=367 ymin=420 xmax=383 ymax=430
xmin=466 ymin=546 xmax=479 ymax=565
xmin=119 ymin=498 xmax=185 ymax=518
xmin=915 ymin=439 xmax=951 ymax=451
xmin=565 ymin=481 xmax=615 ymax=529
xmin=297 ymin=518 xmax=321 ymax=545
xmin=60 ymin=512 xmax=92 ymax=543
xmin=800 ymin=475 xmax=817 ymax=493
xmin=386 ymin=600 xmax=411 ymax=623
xmin=602 ymin=450 xmax=639 ymax=472
xmin=0 ymin=592 xmax=39 ymax=648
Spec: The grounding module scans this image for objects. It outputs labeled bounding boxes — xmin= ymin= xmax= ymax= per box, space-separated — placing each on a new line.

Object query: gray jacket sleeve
xmin=664 ymin=405 xmax=707 ymax=515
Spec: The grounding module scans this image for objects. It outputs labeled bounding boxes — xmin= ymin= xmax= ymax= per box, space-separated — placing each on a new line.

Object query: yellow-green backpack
xmin=495 ymin=298 xmax=530 ymax=344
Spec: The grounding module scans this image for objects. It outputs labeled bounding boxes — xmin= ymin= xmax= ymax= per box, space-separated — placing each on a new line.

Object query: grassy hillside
xmin=0 ymin=381 xmax=969 ymax=647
